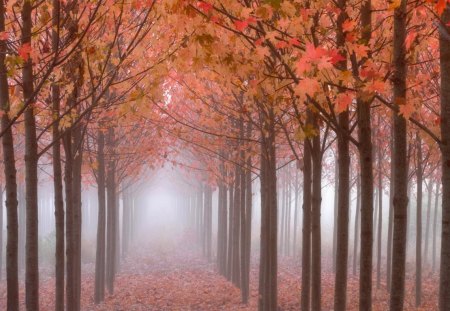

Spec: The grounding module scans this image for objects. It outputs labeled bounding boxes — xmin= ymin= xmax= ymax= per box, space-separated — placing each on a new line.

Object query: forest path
xmin=0 ymin=231 xmax=440 ymax=310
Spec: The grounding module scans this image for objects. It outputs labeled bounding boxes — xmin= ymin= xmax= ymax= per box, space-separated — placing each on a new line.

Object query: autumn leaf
xmin=197 ymin=1 xmax=213 ymax=14
xmin=342 ymin=19 xmax=356 ymax=32
xmin=18 ymin=43 xmax=32 ymax=61
xmin=234 ymin=20 xmax=249 ymax=31
xmin=0 ymin=31 xmax=8 ymax=40
xmin=388 ymin=0 xmax=401 ymax=10
xmin=335 ymin=92 xmax=353 ymax=113
xmin=436 ymin=0 xmax=448 ymax=15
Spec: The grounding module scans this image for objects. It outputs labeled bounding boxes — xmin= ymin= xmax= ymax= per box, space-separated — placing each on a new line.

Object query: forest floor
xmin=0 ymin=232 xmax=440 ymax=310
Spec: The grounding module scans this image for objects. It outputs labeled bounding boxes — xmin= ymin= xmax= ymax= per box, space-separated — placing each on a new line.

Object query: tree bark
xmin=353 ymin=175 xmax=361 ymax=276
xmin=389 ymin=1 xmax=409 ymax=309
xmin=334 ymin=2 xmax=351 ymax=308
xmin=227 ymin=186 xmax=233 ymax=280
xmin=0 ymin=0 xmax=19 ymax=308
xmin=333 ymin=158 xmax=339 ymax=273
xmin=64 ymin=128 xmax=75 ymax=311
xmin=52 ymin=0 xmax=65 ymax=305
xmin=72 ymin=121 xmax=83 ymax=311
xmin=439 ymin=6 xmax=450 ymax=310
xmin=377 ymin=135 xmax=383 ymax=289
xmin=311 ymin=114 xmax=322 ymax=311
xmin=424 ymin=181 xmax=434 ymax=267
xmin=258 ymin=107 xmax=277 ymax=311
xmin=432 ymin=185 xmax=439 ymax=273
xmin=387 ymin=121 xmax=395 ymax=291
xmin=22 ymin=1 xmax=40 ymax=309
xmin=95 ymin=131 xmax=106 ymax=303
xmin=205 ymin=185 xmax=212 ymax=261
xmin=355 ymin=0 xmax=374 ymax=309
xmin=416 ymin=134 xmax=423 ymax=307
xmin=301 ymin=133 xmax=312 ymax=311
xmin=106 ymin=128 xmax=117 ymax=295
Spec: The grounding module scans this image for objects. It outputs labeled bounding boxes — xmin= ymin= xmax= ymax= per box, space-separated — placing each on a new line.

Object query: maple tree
xmin=0 ymin=0 xmax=448 ymax=310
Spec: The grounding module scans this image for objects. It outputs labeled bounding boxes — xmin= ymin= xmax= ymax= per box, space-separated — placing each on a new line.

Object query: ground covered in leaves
xmin=0 ymin=235 xmax=439 ymax=310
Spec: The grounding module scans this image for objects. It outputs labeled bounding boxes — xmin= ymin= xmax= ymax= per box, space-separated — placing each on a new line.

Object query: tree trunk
xmin=232 ymin=165 xmax=241 ymax=287
xmin=52 ymin=1 xmax=64 ymax=306
xmin=280 ymin=176 xmax=286 ymax=255
xmin=439 ymin=6 xmax=450 ymax=310
xmin=333 ymin=158 xmax=339 ymax=273
xmin=424 ymin=181 xmax=434 ymax=267
xmin=311 ymin=114 xmax=322 ymax=311
xmin=293 ymin=169 xmax=299 ymax=259
xmin=416 ymin=134 xmax=423 ymax=307
xmin=334 ymin=2 xmax=351 ymax=308
xmin=64 ymin=129 xmax=75 ymax=311
xmin=432 ymin=185 xmax=439 ymax=273
xmin=0 ymin=0 xmax=19 ymax=308
xmin=0 ymin=185 xmax=2 ymax=281
xmin=353 ymin=175 xmax=361 ymax=276
xmin=95 ymin=131 xmax=106 ymax=303
xmin=258 ymin=107 xmax=277 ymax=311
xmin=242 ymin=150 xmax=252 ymax=304
xmin=387 ymin=122 xmax=395 ymax=291
xmin=377 ymin=136 xmax=383 ymax=289
xmin=106 ymin=128 xmax=117 ymax=295
xmin=205 ymin=185 xmax=212 ymax=261
xmin=301 ymin=133 xmax=312 ymax=311
xmin=227 ymin=186 xmax=233 ymax=280
xmin=389 ymin=1 xmax=408 ymax=309
xmin=22 ymin=1 xmax=40 ymax=309
xmin=355 ymin=0 xmax=374 ymax=309
xmin=72 ymin=122 xmax=83 ymax=311
xmin=217 ymin=161 xmax=228 ymax=276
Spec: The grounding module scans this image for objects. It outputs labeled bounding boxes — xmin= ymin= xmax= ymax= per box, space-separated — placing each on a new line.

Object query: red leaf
xmin=436 ymin=0 xmax=447 ymax=15
xmin=197 ymin=2 xmax=213 ymax=14
xmin=18 ymin=43 xmax=32 ymax=61
xmin=234 ymin=20 xmax=249 ymax=31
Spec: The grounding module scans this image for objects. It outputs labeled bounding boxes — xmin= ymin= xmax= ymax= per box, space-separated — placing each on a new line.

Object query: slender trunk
xmin=52 ymin=1 xmax=64 ymax=307
xmin=95 ymin=131 xmax=106 ymax=303
xmin=72 ymin=123 xmax=83 ymax=311
xmin=106 ymin=128 xmax=117 ymax=294
xmin=416 ymin=134 xmax=423 ymax=307
xmin=432 ymin=186 xmax=439 ymax=273
xmin=22 ymin=1 xmax=39 ymax=309
xmin=293 ymin=170 xmax=299 ymax=258
xmin=389 ymin=1 xmax=408 ymax=309
xmin=286 ymin=179 xmax=292 ymax=256
xmin=0 ymin=0 xmax=19 ymax=308
xmin=439 ymin=6 xmax=450 ymax=310
xmin=232 ymin=165 xmax=241 ymax=287
xmin=301 ymin=134 xmax=312 ymax=311
xmin=355 ymin=1 xmax=374 ymax=309
xmin=227 ymin=186 xmax=234 ymax=280
xmin=240 ymin=121 xmax=247 ymax=297
xmin=19 ymin=185 xmax=25 ymax=272
xmin=0 ymin=185 xmax=2 ymax=281
xmin=122 ymin=188 xmax=129 ymax=258
xmin=424 ymin=181 xmax=434 ymax=267
xmin=387 ymin=123 xmax=395 ymax=291
xmin=64 ymin=129 xmax=75 ymax=311
xmin=258 ymin=107 xmax=277 ymax=311
xmin=311 ymin=114 xmax=322 ymax=311
xmin=377 ymin=136 xmax=383 ymax=288
xmin=353 ymin=175 xmax=361 ymax=275
xmin=333 ymin=159 xmax=339 ymax=272
xmin=243 ymin=148 xmax=252 ymax=304
xmin=334 ymin=3 xmax=350 ymax=308
xmin=217 ymin=162 xmax=228 ymax=275
xmin=205 ymin=185 xmax=212 ymax=261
